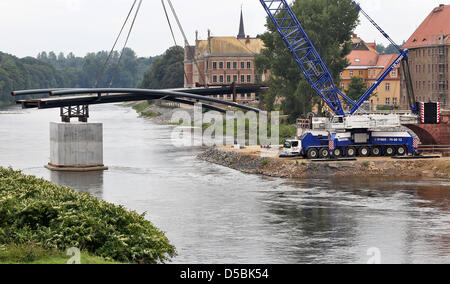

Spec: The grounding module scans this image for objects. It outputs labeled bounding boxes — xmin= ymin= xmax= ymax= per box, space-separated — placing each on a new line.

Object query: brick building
xmin=341 ymin=37 xmax=401 ymax=110
xmin=401 ymin=4 xmax=449 ymax=109
xmin=184 ymin=10 xmax=265 ymax=103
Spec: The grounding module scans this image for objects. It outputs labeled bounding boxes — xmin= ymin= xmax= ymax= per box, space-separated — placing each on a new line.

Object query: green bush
xmin=0 ymin=167 xmax=176 ymax=264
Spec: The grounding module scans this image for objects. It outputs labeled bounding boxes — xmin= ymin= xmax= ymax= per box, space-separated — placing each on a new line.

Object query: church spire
xmin=237 ymin=8 xmax=246 ymax=39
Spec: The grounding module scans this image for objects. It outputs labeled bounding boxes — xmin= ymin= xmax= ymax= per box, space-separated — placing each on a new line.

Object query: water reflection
xmin=50 ymin=171 xmax=104 ymax=199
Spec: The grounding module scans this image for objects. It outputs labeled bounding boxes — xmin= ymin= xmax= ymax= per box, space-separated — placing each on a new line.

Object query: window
xmin=247 ymin=61 xmax=251 ymax=69
xmin=233 ymin=75 xmax=238 ymax=82
xmin=359 ymin=70 xmax=363 ymax=76
xmin=340 ymin=72 xmax=343 ymax=78
xmin=350 ymin=71 xmax=354 ymax=77
xmin=213 ymin=62 xmax=217 ymax=70
xmin=226 ymin=62 xmax=231 ymax=69
xmin=241 ymin=75 xmax=245 ymax=83
xmin=219 ymin=62 xmax=224 ymax=69
xmin=391 ymin=70 xmax=397 ymax=77
xmin=241 ymin=62 xmax=245 ymax=69
xmin=386 ymin=98 xmax=391 ymax=105
xmin=385 ymin=83 xmax=391 ymax=91
xmin=219 ymin=75 xmax=224 ymax=83
xmin=393 ymin=98 xmax=398 ymax=105
xmin=247 ymin=75 xmax=252 ymax=83
xmin=212 ymin=75 xmax=217 ymax=83
xmin=226 ymin=75 xmax=231 ymax=83
xmin=233 ymin=62 xmax=237 ymax=69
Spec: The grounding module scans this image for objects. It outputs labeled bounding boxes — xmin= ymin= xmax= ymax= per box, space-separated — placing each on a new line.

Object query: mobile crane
xmin=259 ymin=0 xmax=441 ymax=159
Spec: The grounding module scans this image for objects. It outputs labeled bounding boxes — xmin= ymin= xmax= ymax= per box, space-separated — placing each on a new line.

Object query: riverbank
xmin=198 ymin=146 xmax=450 ymax=179
xmin=122 ymin=101 xmax=191 ymax=124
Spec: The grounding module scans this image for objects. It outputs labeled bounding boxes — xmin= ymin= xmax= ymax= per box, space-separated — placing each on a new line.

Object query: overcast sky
xmin=0 ymin=0 xmax=447 ymax=58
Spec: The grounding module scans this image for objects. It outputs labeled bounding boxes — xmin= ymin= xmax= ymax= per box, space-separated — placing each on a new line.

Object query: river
xmin=1 ymin=104 xmax=449 ymax=264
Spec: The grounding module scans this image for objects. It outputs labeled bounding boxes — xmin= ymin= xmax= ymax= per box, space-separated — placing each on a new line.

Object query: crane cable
xmin=166 ymin=0 xmax=207 ymax=87
xmin=161 ymin=0 xmax=189 ymax=87
xmin=161 ymin=0 xmax=178 ymax=46
xmin=94 ymin=0 xmax=138 ymax=88
xmin=109 ymin=0 xmax=143 ymax=87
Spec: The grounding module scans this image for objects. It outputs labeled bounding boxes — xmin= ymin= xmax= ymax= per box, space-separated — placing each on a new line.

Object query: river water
xmin=0 ymin=104 xmax=449 ymax=264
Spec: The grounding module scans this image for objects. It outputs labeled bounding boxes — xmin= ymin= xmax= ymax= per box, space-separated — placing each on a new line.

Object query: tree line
xmin=0 ymin=48 xmax=159 ymax=106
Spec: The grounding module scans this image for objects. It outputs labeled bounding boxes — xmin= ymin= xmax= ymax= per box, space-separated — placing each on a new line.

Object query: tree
xmin=255 ymin=0 xmax=359 ymax=122
xmin=376 ymin=43 xmax=400 ymax=55
xmin=345 ymin=76 xmax=368 ymax=102
xmin=0 ymin=48 xmax=158 ymax=105
xmin=139 ymin=46 xmax=184 ymax=89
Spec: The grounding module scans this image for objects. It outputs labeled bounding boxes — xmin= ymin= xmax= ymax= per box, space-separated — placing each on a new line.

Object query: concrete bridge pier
xmin=45 ymin=122 xmax=108 ymax=172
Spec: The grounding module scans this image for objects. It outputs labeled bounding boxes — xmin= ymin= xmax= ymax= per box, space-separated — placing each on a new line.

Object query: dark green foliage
xmin=0 ymin=167 xmax=176 ymax=264
xmin=0 ymin=52 xmax=64 ymax=105
xmin=255 ymin=0 xmax=359 ymax=121
xmin=139 ymin=46 xmax=185 ymax=89
xmin=345 ymin=76 xmax=368 ymax=102
xmin=0 ymin=48 xmax=158 ymax=106
xmin=37 ymin=48 xmax=157 ymax=89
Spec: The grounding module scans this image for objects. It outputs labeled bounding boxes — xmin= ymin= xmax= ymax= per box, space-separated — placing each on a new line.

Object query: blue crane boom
xmin=259 ymin=0 xmax=356 ymax=116
xmin=259 ymin=0 xmax=412 ymax=116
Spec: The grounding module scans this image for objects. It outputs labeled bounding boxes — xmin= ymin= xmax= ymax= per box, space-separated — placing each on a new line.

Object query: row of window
xmin=212 ymin=61 xmax=252 ymax=70
xmin=212 ymin=74 xmax=253 ymax=84
xmin=413 ymin=47 xmax=449 ymax=58
xmin=415 ymin=80 xmax=449 ymax=91
xmin=384 ymin=98 xmax=398 ymax=105
xmin=212 ymin=93 xmax=254 ymax=100
xmin=415 ymin=63 xmax=449 ymax=74
xmin=342 ymin=69 xmax=397 ymax=78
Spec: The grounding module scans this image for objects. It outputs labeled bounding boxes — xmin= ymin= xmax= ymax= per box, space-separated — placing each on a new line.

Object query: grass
xmin=362 ymin=161 xmax=370 ymax=168
xmin=0 ymin=244 xmax=120 ymax=264
xmin=141 ymin=110 xmax=161 ymax=118
xmin=132 ymin=101 xmax=151 ymax=113
xmin=262 ymin=159 xmax=270 ymax=166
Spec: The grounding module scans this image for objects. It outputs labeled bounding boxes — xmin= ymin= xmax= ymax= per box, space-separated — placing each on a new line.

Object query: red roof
xmin=347 ymin=49 xmax=379 ymax=66
xmin=404 ymin=4 xmax=450 ymax=49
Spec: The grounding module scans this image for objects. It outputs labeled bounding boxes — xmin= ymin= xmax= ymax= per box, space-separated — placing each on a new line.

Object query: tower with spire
xmin=237 ymin=8 xmax=246 ymax=39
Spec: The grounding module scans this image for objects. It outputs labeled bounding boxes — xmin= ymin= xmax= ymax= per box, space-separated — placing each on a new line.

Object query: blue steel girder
xmin=260 ymin=0 xmax=356 ymax=116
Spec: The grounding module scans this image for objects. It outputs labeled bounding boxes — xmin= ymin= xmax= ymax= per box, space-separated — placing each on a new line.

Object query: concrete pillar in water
xmin=46 ymin=122 xmax=108 ymax=172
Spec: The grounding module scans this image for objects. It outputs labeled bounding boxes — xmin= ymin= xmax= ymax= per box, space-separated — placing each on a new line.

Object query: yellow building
xmin=341 ymin=37 xmax=401 ymax=110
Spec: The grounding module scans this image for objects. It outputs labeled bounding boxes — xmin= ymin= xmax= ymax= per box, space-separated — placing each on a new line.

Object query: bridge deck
xmin=15 ymin=86 xmax=266 ymax=112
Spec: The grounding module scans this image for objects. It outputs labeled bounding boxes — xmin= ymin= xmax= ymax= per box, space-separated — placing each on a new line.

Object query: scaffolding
xmin=430 ymin=34 xmax=449 ymax=108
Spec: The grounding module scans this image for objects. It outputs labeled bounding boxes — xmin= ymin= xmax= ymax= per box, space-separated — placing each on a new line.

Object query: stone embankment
xmin=198 ymin=147 xmax=450 ymax=179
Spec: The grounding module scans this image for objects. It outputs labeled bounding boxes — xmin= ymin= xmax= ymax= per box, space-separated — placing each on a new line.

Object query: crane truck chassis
xmin=282 ymin=130 xmax=418 ymax=159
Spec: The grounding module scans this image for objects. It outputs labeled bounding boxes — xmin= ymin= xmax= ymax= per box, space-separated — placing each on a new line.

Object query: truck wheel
xmin=333 ymin=148 xmax=343 ymax=158
xmin=397 ymin=146 xmax=407 ymax=156
xmin=307 ymin=148 xmax=319 ymax=159
xmin=371 ymin=146 xmax=382 ymax=157
xmin=347 ymin=147 xmax=357 ymax=157
xmin=385 ymin=146 xmax=395 ymax=156
xmin=319 ymin=148 xmax=330 ymax=158
xmin=359 ymin=146 xmax=370 ymax=157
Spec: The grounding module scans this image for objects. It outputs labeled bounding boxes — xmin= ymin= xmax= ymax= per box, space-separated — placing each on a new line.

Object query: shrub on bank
xmin=0 ymin=167 xmax=176 ymax=264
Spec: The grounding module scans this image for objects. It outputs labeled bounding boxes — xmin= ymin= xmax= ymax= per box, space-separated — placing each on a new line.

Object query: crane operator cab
xmin=281 ymin=140 xmax=302 ymax=157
